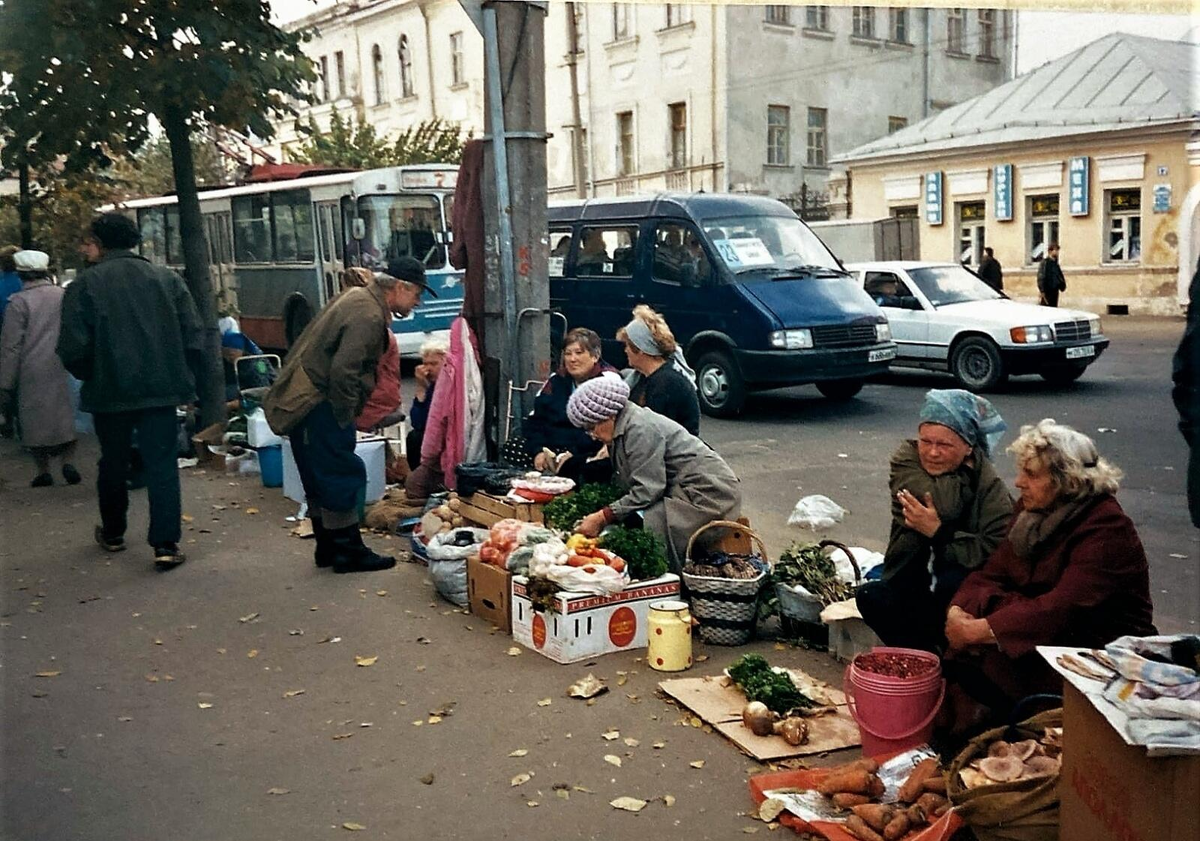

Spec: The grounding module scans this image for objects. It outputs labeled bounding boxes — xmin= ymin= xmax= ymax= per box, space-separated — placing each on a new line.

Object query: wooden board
xmin=659 ymin=673 xmax=861 ymax=761
xmin=461 ymin=492 xmax=544 ymax=526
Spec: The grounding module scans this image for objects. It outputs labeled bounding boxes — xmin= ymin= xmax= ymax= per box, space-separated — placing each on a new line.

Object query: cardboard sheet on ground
xmin=659 ymin=670 xmax=861 ymax=760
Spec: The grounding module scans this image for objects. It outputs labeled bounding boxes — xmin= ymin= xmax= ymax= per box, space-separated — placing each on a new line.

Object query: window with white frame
xmin=805 ymin=5 xmax=829 ymax=30
xmin=852 ymin=6 xmax=876 ymax=38
xmin=617 ymin=111 xmax=634 ymax=175
xmin=887 ymin=115 xmax=908 ymax=134
xmin=765 ymin=5 xmax=790 ymax=25
xmin=669 ymin=102 xmax=687 ymax=170
xmin=664 ymin=4 xmax=691 ymax=28
xmin=889 ymin=7 xmax=909 ymax=43
xmin=398 ymin=35 xmax=414 ymax=98
xmin=1106 ymin=189 xmax=1142 ymax=262
xmin=957 ymin=201 xmax=986 ymax=265
xmin=947 ymin=8 xmax=966 ymax=54
xmin=371 ymin=44 xmax=385 ymax=105
xmin=1027 ymin=195 xmax=1059 ymax=264
xmin=978 ymin=9 xmax=996 ymax=58
xmin=767 ymin=105 xmax=790 ymax=166
xmin=806 ymin=107 xmax=827 ymax=167
xmin=450 ymin=32 xmax=464 ymax=86
xmin=613 ymin=3 xmax=632 ymax=40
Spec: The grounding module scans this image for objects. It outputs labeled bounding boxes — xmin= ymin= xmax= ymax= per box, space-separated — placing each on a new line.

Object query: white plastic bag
xmin=544 ymin=563 xmax=627 ymax=596
xmin=426 ymin=527 xmax=489 ymax=561
xmin=787 ymin=494 xmax=847 ymax=530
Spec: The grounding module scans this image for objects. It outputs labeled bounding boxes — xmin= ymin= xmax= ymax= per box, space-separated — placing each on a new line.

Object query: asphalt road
xmin=0 ymin=316 xmax=1195 ymax=841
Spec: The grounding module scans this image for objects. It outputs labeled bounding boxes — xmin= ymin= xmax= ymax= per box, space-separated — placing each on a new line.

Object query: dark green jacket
xmin=57 ymin=250 xmax=202 ymax=414
xmin=882 ymin=440 xmax=1013 ymax=580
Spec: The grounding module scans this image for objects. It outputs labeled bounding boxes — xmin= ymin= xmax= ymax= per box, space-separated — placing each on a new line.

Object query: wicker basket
xmin=775 ymin=540 xmax=861 ymax=626
xmin=682 ymin=521 xmax=769 ymax=646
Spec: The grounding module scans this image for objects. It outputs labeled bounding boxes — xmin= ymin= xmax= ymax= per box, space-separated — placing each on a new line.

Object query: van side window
xmin=548 ymin=230 xmax=572 ymax=277
xmin=652 ymin=223 xmax=711 ymax=288
xmin=864 ymin=271 xmax=914 ymax=307
xmin=575 ymin=225 xmax=638 ymax=278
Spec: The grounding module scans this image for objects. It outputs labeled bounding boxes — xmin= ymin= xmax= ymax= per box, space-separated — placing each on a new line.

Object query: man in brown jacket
xmin=265 ymin=257 xmax=434 ymax=573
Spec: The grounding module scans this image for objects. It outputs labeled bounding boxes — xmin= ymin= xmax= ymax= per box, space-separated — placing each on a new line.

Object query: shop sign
xmin=1069 ymin=156 xmax=1090 ymax=216
xmin=993 ymin=164 xmax=1013 ymax=221
xmin=1153 ymin=183 xmax=1172 ymax=213
xmin=925 ymin=171 xmax=943 ymax=226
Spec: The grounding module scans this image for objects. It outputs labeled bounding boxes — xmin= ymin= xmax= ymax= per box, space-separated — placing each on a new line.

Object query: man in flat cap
xmin=264 ymin=256 xmax=435 ymax=573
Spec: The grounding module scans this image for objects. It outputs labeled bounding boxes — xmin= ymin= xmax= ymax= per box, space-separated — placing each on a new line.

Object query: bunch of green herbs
xmin=543 ymin=483 xmax=625 ymax=531
xmin=727 ymin=653 xmax=813 ymax=714
xmin=771 ymin=542 xmax=855 ymax=606
xmin=599 ymin=526 xmax=668 ymax=581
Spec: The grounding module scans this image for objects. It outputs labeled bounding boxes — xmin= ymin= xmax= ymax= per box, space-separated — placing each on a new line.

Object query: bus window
xmin=272 ymin=190 xmax=315 ymax=264
xmin=165 ymin=206 xmax=182 ymax=265
xmin=232 ymin=194 xmax=271 ymax=263
xmin=138 ymin=207 xmax=167 ymax=264
xmin=353 ymin=194 xmax=445 ymax=270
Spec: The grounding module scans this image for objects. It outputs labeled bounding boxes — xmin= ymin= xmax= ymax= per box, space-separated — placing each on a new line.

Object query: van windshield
xmin=702 ymin=215 xmax=842 ymax=275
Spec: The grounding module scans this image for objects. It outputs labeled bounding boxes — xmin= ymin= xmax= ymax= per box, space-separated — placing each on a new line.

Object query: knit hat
xmin=566 ymin=374 xmax=630 ymax=428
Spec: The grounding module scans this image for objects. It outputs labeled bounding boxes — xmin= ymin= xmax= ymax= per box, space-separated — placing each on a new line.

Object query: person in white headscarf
xmin=567 ymin=375 xmax=740 ymax=569
xmin=617 ymin=305 xmax=700 ymax=436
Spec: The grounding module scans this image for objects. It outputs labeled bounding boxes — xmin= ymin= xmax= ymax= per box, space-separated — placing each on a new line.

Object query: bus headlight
xmin=769 ymin=329 xmax=814 ymax=350
xmin=875 ymin=322 xmax=892 ymax=343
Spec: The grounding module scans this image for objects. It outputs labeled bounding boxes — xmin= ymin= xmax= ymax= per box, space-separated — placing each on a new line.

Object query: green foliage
xmin=291 ymin=110 xmax=466 ymax=169
xmin=727 ymin=654 xmax=814 ymax=714
xmin=111 ymin=134 xmax=233 ymax=198
xmin=598 ymin=526 xmax=668 ymax=582
xmin=542 ymin=483 xmax=625 ymax=531
xmin=0 ymin=171 xmax=119 ymax=270
xmin=771 ymin=543 xmax=855 ymax=606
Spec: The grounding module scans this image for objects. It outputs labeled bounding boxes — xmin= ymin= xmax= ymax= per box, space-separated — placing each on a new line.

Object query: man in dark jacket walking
xmin=57 ymin=213 xmax=202 ymax=568
xmin=264 ymin=257 xmax=433 ymax=573
xmin=1037 ymin=242 xmax=1066 ymax=307
xmin=977 ymin=247 xmax=1003 ymax=293
xmin=1173 ymin=260 xmax=1200 ymax=528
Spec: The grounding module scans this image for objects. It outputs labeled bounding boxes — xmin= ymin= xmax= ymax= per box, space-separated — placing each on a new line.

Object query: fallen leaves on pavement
xmin=354 ymin=655 xmax=378 ymax=667
xmin=610 ymin=796 xmax=647 ymax=812
xmin=567 ymin=673 xmax=608 ymax=699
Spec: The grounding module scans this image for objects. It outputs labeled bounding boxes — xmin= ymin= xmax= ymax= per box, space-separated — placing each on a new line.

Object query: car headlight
xmin=875 ymin=322 xmax=892 ymax=343
xmin=769 ymin=329 xmax=814 ymax=350
xmin=1088 ymin=316 xmax=1102 ymax=336
xmin=1010 ymin=325 xmax=1054 ymax=344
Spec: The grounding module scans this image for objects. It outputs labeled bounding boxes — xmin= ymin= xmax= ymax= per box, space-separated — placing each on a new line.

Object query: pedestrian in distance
xmin=0 ymin=250 xmax=81 ymax=487
xmin=1037 ymin=242 xmax=1066 ymax=307
xmin=263 ymin=256 xmax=435 ymax=574
xmin=977 ymin=246 xmax=1003 ymax=293
xmin=0 ymin=244 xmax=21 ymax=438
xmin=1172 ymin=258 xmax=1200 ymax=528
xmin=57 ymin=213 xmax=203 ymax=569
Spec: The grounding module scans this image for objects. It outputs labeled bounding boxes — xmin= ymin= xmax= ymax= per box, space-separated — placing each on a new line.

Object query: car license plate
xmin=869 ymin=347 xmax=897 ymax=363
xmin=1065 ymin=345 xmax=1095 ymax=360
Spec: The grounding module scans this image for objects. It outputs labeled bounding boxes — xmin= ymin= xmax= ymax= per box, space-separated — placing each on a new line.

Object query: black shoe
xmin=62 ymin=464 xmax=82 ymax=485
xmin=310 ymin=517 xmax=335 ymax=568
xmin=31 ymin=473 xmax=53 ymax=488
xmin=153 ymin=544 xmax=186 ymax=569
xmin=327 ymin=525 xmax=396 ymax=574
xmin=94 ymin=525 xmax=126 ymax=553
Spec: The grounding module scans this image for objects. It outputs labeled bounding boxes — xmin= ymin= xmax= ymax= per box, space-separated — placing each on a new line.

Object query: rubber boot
xmin=327 ymin=524 xmax=396 ymax=574
xmin=311 ymin=516 xmax=335 ymax=568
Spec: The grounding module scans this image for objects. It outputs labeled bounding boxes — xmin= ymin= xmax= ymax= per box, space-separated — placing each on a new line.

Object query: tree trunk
xmin=17 ymin=162 xmax=33 ymax=249
xmin=162 ymin=101 xmax=226 ymax=429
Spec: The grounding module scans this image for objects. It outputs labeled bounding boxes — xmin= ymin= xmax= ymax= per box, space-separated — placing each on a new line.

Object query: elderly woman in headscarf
xmin=617 ymin=305 xmax=700 ymax=436
xmin=567 ymin=375 xmax=741 ymax=569
xmin=856 ymin=389 xmax=1014 ymax=653
xmin=944 ymin=420 xmax=1156 ymax=718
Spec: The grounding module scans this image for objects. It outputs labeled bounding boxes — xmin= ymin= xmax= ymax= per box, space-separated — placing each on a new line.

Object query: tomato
xmin=608 ymin=557 xmax=625 ymax=574
xmin=566 ymin=554 xmax=589 ymax=567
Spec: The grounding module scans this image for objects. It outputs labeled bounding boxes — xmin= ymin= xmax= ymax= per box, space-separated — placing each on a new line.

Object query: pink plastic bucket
xmin=845 ymin=647 xmax=945 ymax=757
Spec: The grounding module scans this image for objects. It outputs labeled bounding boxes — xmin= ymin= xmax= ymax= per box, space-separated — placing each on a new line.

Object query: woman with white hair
xmin=945 ymin=419 xmax=1156 ymax=716
xmin=406 ymin=336 xmax=449 ymax=469
xmin=567 ymin=375 xmax=740 ymax=569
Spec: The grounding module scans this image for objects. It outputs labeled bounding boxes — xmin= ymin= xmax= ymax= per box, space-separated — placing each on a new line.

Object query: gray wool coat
xmin=608 ymin=402 xmax=741 ymax=568
xmin=0 ymin=280 xmax=76 ymax=448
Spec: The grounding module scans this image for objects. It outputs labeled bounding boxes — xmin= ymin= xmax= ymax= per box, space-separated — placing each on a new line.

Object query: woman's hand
xmin=945 ymin=613 xmax=996 ymax=652
xmin=533 ymin=452 xmax=550 ymax=472
xmin=577 ymin=511 xmax=607 ymax=538
xmin=898 ymin=489 xmax=942 ymax=538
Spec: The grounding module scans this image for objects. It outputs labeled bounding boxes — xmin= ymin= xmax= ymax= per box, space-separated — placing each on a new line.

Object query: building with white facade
xmin=273 ymin=2 xmax=1013 ymax=213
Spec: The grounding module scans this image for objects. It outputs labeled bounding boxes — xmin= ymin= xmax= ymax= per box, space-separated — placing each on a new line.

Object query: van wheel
xmin=1040 ymin=365 xmax=1087 ymax=385
xmin=283 ymin=294 xmax=314 ymax=348
xmin=695 ymin=350 xmax=746 ymax=418
xmin=816 ymin=379 xmax=864 ymax=401
xmin=950 ymin=337 xmax=1005 ymax=392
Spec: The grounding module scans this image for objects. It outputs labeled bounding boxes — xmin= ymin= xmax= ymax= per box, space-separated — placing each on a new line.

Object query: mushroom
xmin=987 ymin=740 xmax=1013 ymax=758
xmin=1022 ymin=756 xmax=1061 ymax=777
xmin=979 ymin=756 xmax=1025 ymax=782
xmin=776 ymin=717 xmax=809 ymax=746
xmin=742 ymin=702 xmax=775 ymax=737
xmin=1010 ymin=740 xmax=1040 ymax=761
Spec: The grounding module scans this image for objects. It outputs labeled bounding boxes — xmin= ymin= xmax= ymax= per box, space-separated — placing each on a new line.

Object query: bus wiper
xmin=779 ymin=263 xmax=848 ymax=278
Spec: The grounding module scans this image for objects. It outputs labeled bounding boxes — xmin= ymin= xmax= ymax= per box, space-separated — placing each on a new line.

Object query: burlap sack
xmin=946 ymin=708 xmax=1063 ymax=841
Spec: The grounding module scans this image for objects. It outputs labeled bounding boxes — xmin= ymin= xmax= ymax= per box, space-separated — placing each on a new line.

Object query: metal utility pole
xmin=475 ymin=0 xmax=550 ymax=440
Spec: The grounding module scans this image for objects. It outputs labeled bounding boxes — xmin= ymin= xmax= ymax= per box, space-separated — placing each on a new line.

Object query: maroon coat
xmin=953 ymin=494 xmax=1156 ymax=660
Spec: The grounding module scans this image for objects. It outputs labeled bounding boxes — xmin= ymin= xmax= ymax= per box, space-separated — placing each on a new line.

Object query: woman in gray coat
xmin=0 ymin=251 xmax=79 ymax=487
xmin=568 ymin=375 xmax=741 ymax=568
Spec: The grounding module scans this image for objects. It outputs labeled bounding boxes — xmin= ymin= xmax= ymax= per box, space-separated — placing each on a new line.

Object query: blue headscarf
xmin=221 ymin=331 xmax=261 ymax=355
xmin=919 ymin=389 xmax=1006 ymax=456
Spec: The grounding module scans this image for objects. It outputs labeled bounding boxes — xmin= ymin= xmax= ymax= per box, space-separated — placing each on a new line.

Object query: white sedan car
xmin=846 ymin=261 xmax=1109 ymax=391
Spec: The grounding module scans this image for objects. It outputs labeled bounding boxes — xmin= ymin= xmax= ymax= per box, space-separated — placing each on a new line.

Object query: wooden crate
xmin=459 ymin=491 xmax=545 ymax=527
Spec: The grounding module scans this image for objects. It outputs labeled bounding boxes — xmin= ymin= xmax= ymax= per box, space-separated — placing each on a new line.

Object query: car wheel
xmin=950 ymin=337 xmax=1005 ymax=392
xmin=816 ymin=378 xmax=864 ymax=401
xmin=694 ymin=350 xmax=747 ymax=418
xmin=284 ymin=294 xmax=314 ymax=348
xmin=1040 ymin=365 xmax=1087 ymax=385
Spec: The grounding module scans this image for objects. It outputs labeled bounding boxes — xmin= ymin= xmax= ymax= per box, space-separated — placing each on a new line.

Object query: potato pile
xmin=421 ymin=492 xmax=466 ymax=537
xmin=817 ymin=757 xmax=950 ymax=841
xmin=958 ymin=729 xmax=1062 ymax=789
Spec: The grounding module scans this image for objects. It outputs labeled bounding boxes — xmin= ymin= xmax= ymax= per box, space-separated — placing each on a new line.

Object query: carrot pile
xmin=815 ymin=757 xmax=950 ymax=841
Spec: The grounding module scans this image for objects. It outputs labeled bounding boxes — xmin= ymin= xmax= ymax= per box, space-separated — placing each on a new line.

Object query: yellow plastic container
xmin=648 ymin=600 xmax=693 ymax=672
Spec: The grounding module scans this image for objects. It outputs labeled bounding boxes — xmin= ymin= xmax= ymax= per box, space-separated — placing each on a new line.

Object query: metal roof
xmin=548 ymin=192 xmax=794 ymax=223
xmin=836 ymin=33 xmax=1200 ymax=165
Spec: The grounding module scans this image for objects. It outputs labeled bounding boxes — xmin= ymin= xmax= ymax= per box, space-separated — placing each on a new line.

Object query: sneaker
xmin=153 ymin=544 xmax=186 ymax=569
xmin=31 ymin=473 xmax=53 ymax=488
xmin=94 ymin=525 xmax=126 ymax=553
xmin=62 ymin=464 xmax=82 ymax=485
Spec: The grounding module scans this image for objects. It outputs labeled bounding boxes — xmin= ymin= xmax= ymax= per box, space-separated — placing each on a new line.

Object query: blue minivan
xmin=547 ymin=193 xmax=896 ymax=417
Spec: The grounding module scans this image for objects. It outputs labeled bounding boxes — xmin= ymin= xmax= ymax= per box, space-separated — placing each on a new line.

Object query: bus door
xmin=315 ymin=200 xmax=343 ymax=305
xmin=205 ymin=212 xmax=236 ymax=313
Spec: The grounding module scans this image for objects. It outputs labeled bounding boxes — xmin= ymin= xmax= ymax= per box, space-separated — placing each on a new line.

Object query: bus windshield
xmin=702 ymin=214 xmax=842 ymax=275
xmin=347 ymin=194 xmax=447 ymax=270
